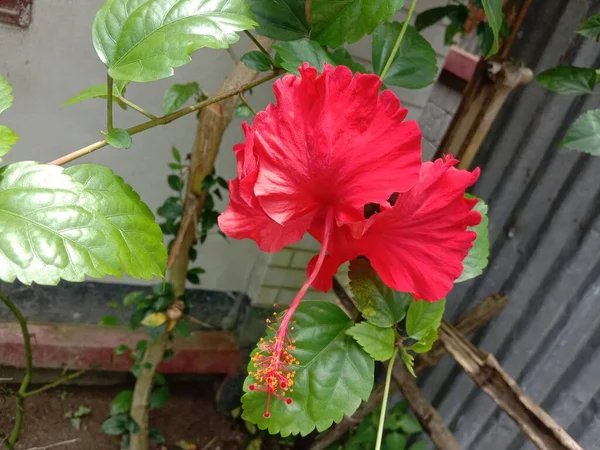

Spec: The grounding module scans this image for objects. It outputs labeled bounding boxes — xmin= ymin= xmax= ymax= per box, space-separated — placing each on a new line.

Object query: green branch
xmin=118 ymin=96 xmax=157 ymax=120
xmin=107 ymin=74 xmax=114 ymax=131
xmin=380 ymin=0 xmax=419 ymax=81
xmin=375 ymin=345 xmax=400 ymax=450
xmin=244 ymin=31 xmax=277 ymax=68
xmin=23 ymin=371 xmax=85 ymax=398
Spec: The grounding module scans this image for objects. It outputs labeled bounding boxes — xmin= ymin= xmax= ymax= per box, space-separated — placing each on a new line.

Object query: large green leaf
xmin=62 ymin=81 xmax=127 ymax=108
xmin=349 ymin=259 xmax=412 ymax=328
xmin=92 ymin=0 xmax=257 ymax=82
xmin=0 ymin=126 xmax=18 ymax=162
xmin=536 ymin=67 xmax=598 ymax=95
xmin=561 ymin=109 xmax=600 ymax=155
xmin=247 ymin=0 xmax=308 ymax=41
xmin=311 ymin=0 xmax=404 ymax=48
xmin=346 ymin=321 xmax=395 ymax=361
xmin=456 ymin=196 xmax=489 ymax=283
xmin=405 ymin=299 xmax=445 ymax=341
xmin=242 ymin=302 xmax=374 ymax=436
xmin=65 ymin=165 xmax=166 ymax=280
xmin=273 ymin=40 xmax=334 ymax=74
xmin=0 ymin=75 xmax=14 ymax=115
xmin=372 ymin=22 xmax=438 ymax=89
xmin=481 ymin=0 xmax=502 ymax=56
xmin=0 ymin=162 xmax=121 ymax=284
xmin=577 ymin=14 xmax=600 ymax=40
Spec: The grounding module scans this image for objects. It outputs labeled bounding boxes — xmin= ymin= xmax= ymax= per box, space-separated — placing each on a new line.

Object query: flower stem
xmin=48 ymin=70 xmax=282 ymax=166
xmin=244 ymin=31 xmax=277 ymax=68
xmin=239 ymin=93 xmax=257 ymax=115
xmin=118 ymin=96 xmax=157 ymax=120
xmin=0 ymin=293 xmax=32 ymax=449
xmin=375 ymin=345 xmax=400 ymax=450
xmin=379 ymin=0 xmax=419 ymax=81
xmin=107 ymin=74 xmax=113 ymax=132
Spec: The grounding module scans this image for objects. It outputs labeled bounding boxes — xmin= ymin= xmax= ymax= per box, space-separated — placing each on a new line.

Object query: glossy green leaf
xmin=0 ymin=75 xmax=13 ymax=114
xmin=400 ymin=347 xmax=415 ymax=377
xmin=481 ymin=0 xmax=502 ymax=56
xmin=92 ymin=0 xmax=257 ymax=82
xmin=273 ymin=40 xmax=333 ymax=74
xmin=397 ymin=414 xmax=422 ymax=434
xmin=408 ymin=440 xmax=427 ymax=450
xmin=241 ymin=51 xmax=272 ymax=72
xmin=175 ymin=320 xmax=192 ymax=338
xmin=311 ymin=0 xmax=405 ymax=48
xmin=536 ymin=66 xmax=598 ymax=95
xmin=456 ymin=196 xmax=489 ymax=283
xmin=123 ymin=291 xmax=146 ymax=307
xmin=62 ymin=81 xmax=126 ymax=108
xmin=100 ymin=315 xmax=118 ymax=326
xmin=105 ymin=128 xmax=132 ymax=149
xmin=168 ymin=174 xmax=184 ymax=192
xmin=328 ymin=47 xmax=369 ymax=74
xmin=476 ymin=22 xmax=494 ymax=55
xmin=101 ymin=415 xmax=128 ymax=435
xmin=235 ymin=103 xmax=254 ymax=118
xmin=562 ymin=109 xmax=600 ymax=154
xmin=247 ymin=0 xmax=308 ymax=41
xmin=372 ymin=22 xmax=438 ymax=89
xmin=242 ymin=302 xmax=374 ymax=436
xmin=110 ymin=390 xmax=133 ymax=415
xmin=349 ymin=259 xmax=412 ymax=327
xmin=0 ymin=126 xmax=18 ymax=162
xmin=65 ymin=165 xmax=167 ymax=280
xmin=383 ymin=432 xmax=407 ymax=450
xmin=578 ymin=14 xmax=600 ymax=40
xmin=150 ymin=385 xmax=170 ymax=409
xmin=115 ymin=344 xmax=129 ymax=355
xmin=346 ymin=322 xmax=395 ymax=361
xmin=162 ymin=82 xmax=200 ymax=114
xmin=407 ymin=326 xmax=438 ymax=354
xmin=157 ymin=197 xmax=183 ymax=220
xmin=0 ymin=162 xmax=125 ymax=285
xmin=406 ymin=299 xmax=445 ymax=341
xmin=346 ymin=420 xmax=377 ymax=449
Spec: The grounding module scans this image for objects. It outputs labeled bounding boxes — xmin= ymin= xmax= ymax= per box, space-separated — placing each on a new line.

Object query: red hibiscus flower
xmin=218 ymin=63 xmax=480 ymax=417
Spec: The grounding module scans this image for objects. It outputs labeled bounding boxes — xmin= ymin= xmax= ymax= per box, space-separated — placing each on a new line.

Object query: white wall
xmin=0 ymin=0 xmax=450 ymax=304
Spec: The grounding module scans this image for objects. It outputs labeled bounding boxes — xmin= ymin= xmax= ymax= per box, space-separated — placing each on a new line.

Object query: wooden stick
xmin=312 ymin=294 xmax=508 ymax=450
xmin=438 ymin=321 xmax=582 ymax=450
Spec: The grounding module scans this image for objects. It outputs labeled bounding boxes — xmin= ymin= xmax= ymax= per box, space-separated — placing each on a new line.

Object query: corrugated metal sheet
xmin=420 ymin=1 xmax=600 ymax=448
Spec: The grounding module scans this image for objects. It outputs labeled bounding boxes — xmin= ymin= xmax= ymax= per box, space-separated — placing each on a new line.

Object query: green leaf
xmin=562 ymin=109 xmax=600 ymax=154
xmin=172 ymin=147 xmax=182 ymax=163
xmin=273 ymin=40 xmax=334 ymax=74
xmin=0 ymin=75 xmax=13 ymax=115
xmin=456 ymin=196 xmax=489 ymax=283
xmin=247 ymin=0 xmax=308 ymax=41
xmin=158 ymin=197 xmax=183 ymax=220
xmin=536 ymin=66 xmax=598 ymax=95
xmin=0 ymin=162 xmax=121 ymax=285
xmin=397 ymin=414 xmax=422 ymax=434
xmin=407 ymin=326 xmax=438 ymax=354
xmin=0 ymin=125 xmax=19 ymax=162
xmin=400 ymin=347 xmax=415 ymax=377
xmin=372 ymin=22 xmax=438 ymax=89
xmin=346 ymin=420 xmax=377 ymax=449
xmin=102 ymin=414 xmax=128 ymax=435
xmin=241 ymin=51 xmax=272 ymax=72
xmin=142 ymin=312 xmax=168 ymax=328
xmin=408 ymin=440 xmax=427 ymax=450
xmin=242 ymin=302 xmax=374 ymax=436
xmin=105 ymin=128 xmax=132 ymax=149
xmin=62 ymin=81 xmax=126 ymax=108
xmin=162 ymin=82 xmax=200 ymax=114
xmin=477 ymin=22 xmax=494 ymax=56
xmin=111 ymin=390 xmax=133 ymax=416
xmin=311 ymin=0 xmax=405 ymax=48
xmin=64 ymin=164 xmax=167 ymax=280
xmin=327 ymin=47 xmax=369 ymax=74
xmin=168 ymin=175 xmax=184 ymax=192
xmin=481 ymin=0 xmax=502 ymax=56
xmin=578 ymin=14 xmax=600 ymax=40
xmin=416 ymin=5 xmax=466 ymax=31
xmin=100 ymin=315 xmax=118 ymax=327
xmin=150 ymin=386 xmax=170 ymax=409
xmin=92 ymin=0 xmax=257 ymax=82
xmin=115 ymin=344 xmax=129 ymax=355
xmin=149 ymin=429 xmax=166 ymax=444
xmin=175 ymin=320 xmax=192 ymax=338
xmin=235 ymin=103 xmax=254 ymax=118
xmin=406 ymin=299 xmax=445 ymax=340
xmin=346 ymin=322 xmax=395 ymax=361
xmin=349 ymin=259 xmax=412 ymax=327
xmin=383 ymin=432 xmax=407 ymax=450
xmin=123 ymin=291 xmax=146 ymax=307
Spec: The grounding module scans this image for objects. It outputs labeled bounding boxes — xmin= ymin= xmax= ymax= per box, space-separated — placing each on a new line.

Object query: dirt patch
xmin=0 ymin=379 xmax=249 ymax=450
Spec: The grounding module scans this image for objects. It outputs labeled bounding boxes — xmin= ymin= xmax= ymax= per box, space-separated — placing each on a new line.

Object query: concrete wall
xmin=0 ymin=0 xmax=450 ymax=305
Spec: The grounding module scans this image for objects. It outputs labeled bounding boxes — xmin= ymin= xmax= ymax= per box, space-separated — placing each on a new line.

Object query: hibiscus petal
xmin=251 ymin=63 xmax=422 ymax=228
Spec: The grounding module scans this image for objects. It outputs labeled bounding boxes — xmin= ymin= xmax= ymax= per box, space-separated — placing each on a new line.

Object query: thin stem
xmin=239 ymin=93 xmax=257 ymax=115
xmin=0 ymin=294 xmax=32 ymax=449
xmin=48 ymin=70 xmax=282 ymax=166
xmin=23 ymin=371 xmax=85 ymax=398
xmin=375 ymin=345 xmax=400 ymax=450
xmin=379 ymin=0 xmax=419 ymax=81
xmin=118 ymin=96 xmax=157 ymax=120
xmin=244 ymin=31 xmax=277 ymax=68
xmin=107 ymin=74 xmax=114 ymax=131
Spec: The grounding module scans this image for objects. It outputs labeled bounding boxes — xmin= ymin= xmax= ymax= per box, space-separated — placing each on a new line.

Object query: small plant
xmin=64 ymin=406 xmax=92 ymax=430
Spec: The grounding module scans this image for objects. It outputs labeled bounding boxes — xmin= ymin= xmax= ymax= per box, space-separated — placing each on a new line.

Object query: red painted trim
xmin=0 ymin=323 xmax=242 ymax=375
xmin=0 ymin=0 xmax=32 ymax=28
xmin=443 ymin=46 xmax=480 ymax=82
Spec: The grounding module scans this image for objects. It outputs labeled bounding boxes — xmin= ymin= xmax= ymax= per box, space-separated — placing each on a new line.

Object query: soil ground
xmin=0 ymin=380 xmax=251 ymax=450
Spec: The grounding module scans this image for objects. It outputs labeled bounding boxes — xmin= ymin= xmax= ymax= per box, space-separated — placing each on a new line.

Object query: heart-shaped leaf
xmin=241 ymin=51 xmax=272 ymax=72
xmin=536 ymin=66 xmax=598 ymax=95
xmin=105 ymin=128 xmax=132 ymax=149
xmin=347 ymin=322 xmax=396 ymax=361
xmin=349 ymin=259 xmax=413 ymax=327
xmin=562 ymin=109 xmax=600 ymax=154
xmin=242 ymin=302 xmax=374 ymax=436
xmin=456 ymin=196 xmax=489 ymax=283
xmin=578 ymin=14 xmax=600 ymax=40
xmin=64 ymin=164 xmax=167 ymax=280
xmin=372 ymin=22 xmax=438 ymax=89
xmin=92 ymin=0 xmax=257 ymax=82
xmin=405 ymin=299 xmax=445 ymax=341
